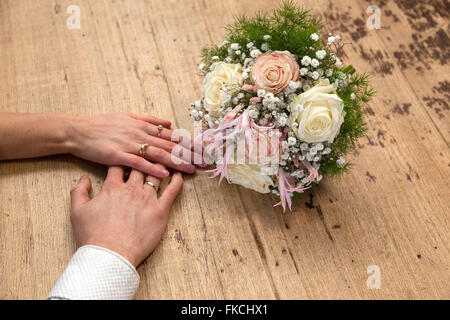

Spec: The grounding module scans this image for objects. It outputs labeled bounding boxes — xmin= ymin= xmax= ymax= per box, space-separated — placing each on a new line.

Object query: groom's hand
xmin=69 ymin=166 xmax=183 ymax=267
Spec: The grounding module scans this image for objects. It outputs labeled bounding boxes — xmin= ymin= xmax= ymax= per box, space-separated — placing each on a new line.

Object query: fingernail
xmin=161 ymin=170 xmax=170 ymax=177
xmin=186 ymin=165 xmax=196 ymax=173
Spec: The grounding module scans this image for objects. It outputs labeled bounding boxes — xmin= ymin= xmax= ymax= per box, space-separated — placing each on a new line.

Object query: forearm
xmin=0 ymin=113 xmax=78 ymax=160
xmin=47 ymin=245 xmax=140 ymax=300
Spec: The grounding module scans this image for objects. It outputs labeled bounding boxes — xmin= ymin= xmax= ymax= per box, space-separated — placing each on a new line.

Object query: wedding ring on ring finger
xmin=144 ymin=177 xmax=161 ymax=192
xmin=139 ymin=143 xmax=149 ymax=158
xmin=145 ymin=181 xmax=156 ymax=189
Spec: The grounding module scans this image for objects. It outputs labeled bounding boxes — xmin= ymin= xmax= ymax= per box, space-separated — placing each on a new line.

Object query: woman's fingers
xmin=144 ymin=124 xmax=178 ymax=143
xmin=143 ymin=124 xmax=192 ymax=149
xmin=143 ymin=124 xmax=190 ymax=149
xmin=133 ymin=120 xmax=205 ymax=167
xmin=140 ymin=124 xmax=205 ymax=167
xmin=145 ymin=135 xmax=178 ymax=152
xmin=118 ymin=153 xmax=170 ymax=178
xmin=159 ymin=172 xmax=183 ymax=211
xmin=144 ymin=135 xmax=204 ymax=167
xmin=129 ymin=113 xmax=171 ymax=128
xmin=144 ymin=146 xmax=196 ymax=174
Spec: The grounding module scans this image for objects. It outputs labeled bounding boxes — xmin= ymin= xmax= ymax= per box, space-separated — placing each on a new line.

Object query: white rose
xmin=288 ymin=80 xmax=345 ymax=143
xmin=226 ymin=130 xmax=279 ymax=194
xmin=228 ymin=163 xmax=274 ymax=194
xmin=202 ymin=62 xmax=243 ymax=114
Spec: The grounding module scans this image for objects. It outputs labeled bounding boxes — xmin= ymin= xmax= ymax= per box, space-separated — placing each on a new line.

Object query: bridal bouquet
xmin=190 ymin=2 xmax=373 ymax=210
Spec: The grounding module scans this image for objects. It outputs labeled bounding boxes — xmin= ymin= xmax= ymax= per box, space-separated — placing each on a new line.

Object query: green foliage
xmin=201 ymin=0 xmax=374 ymax=178
xmin=202 ymin=1 xmax=332 ymax=68
xmin=321 ymin=73 xmax=375 ymax=176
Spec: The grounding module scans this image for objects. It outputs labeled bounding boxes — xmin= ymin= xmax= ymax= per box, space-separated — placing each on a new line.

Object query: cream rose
xmin=202 ymin=62 xmax=243 ymax=114
xmin=228 ymin=163 xmax=275 ymax=194
xmin=288 ymin=80 xmax=345 ymax=143
xmin=226 ymin=132 xmax=277 ymax=194
xmin=250 ymin=51 xmax=300 ymax=94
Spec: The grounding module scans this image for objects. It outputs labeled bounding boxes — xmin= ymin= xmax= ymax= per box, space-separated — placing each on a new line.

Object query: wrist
xmin=79 ymin=245 xmax=139 ymax=270
xmin=60 ymin=114 xmax=87 ymax=155
xmin=80 ymin=240 xmax=141 ymax=267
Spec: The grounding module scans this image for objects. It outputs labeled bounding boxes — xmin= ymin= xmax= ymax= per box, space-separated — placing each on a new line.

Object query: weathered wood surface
xmin=0 ymin=0 xmax=448 ymax=299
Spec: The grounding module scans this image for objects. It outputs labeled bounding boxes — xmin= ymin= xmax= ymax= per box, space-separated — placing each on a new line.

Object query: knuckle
xmin=124 ymin=183 xmax=137 ymax=193
xmin=153 ymin=206 xmax=166 ymax=219
xmin=147 ymin=124 xmax=156 ymax=134
xmin=125 ymin=186 xmax=142 ymax=199
xmin=104 ymin=148 xmax=117 ymax=161
xmin=70 ymin=185 xmax=79 ymax=195
xmin=128 ymin=127 xmax=140 ymax=137
xmin=104 ymin=180 xmax=118 ymax=190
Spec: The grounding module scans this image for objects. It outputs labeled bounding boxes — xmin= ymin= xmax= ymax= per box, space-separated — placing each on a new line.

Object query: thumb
xmin=70 ymin=175 xmax=92 ymax=210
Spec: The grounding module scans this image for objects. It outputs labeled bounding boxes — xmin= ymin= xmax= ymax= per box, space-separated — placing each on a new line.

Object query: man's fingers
xmin=144 ymin=175 xmax=161 ymax=195
xmin=144 ymin=163 xmax=164 ymax=193
xmin=129 ymin=113 xmax=171 ymax=128
xmin=119 ymin=153 xmax=170 ymax=178
xmin=105 ymin=166 xmax=125 ymax=185
xmin=70 ymin=175 xmax=92 ymax=210
xmin=144 ymin=146 xmax=196 ymax=174
xmin=128 ymin=169 xmax=145 ymax=185
xmin=159 ymin=172 xmax=183 ymax=211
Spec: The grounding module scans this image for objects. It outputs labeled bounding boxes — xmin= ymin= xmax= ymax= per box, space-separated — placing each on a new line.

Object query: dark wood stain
xmin=366 ymin=171 xmax=376 ymax=182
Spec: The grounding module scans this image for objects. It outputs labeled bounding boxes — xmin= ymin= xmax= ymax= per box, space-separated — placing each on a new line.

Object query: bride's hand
xmin=69 ymin=113 xmax=201 ymax=178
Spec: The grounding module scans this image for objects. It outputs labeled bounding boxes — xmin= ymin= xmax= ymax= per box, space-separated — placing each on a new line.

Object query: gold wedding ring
xmin=139 ymin=143 xmax=149 ymax=158
xmin=157 ymin=125 xmax=163 ymax=137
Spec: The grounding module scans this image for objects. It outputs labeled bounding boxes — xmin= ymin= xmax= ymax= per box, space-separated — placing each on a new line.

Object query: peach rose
xmin=250 ymin=51 xmax=300 ymax=94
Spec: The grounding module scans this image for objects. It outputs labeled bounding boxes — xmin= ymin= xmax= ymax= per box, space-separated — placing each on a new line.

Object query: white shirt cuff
xmin=47 ymin=245 xmax=140 ymax=300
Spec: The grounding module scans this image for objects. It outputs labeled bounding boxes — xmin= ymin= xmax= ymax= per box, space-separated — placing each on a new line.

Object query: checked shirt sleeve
xmin=47 ymin=245 xmax=140 ymax=300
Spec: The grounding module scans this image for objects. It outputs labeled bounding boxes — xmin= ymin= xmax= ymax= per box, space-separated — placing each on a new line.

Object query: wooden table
xmin=0 ymin=0 xmax=448 ymax=299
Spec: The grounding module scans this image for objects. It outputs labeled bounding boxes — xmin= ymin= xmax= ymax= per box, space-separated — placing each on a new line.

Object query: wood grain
xmin=0 ymin=0 xmax=448 ymax=299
